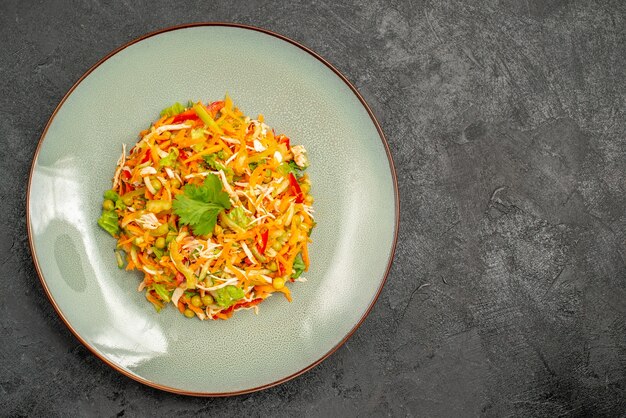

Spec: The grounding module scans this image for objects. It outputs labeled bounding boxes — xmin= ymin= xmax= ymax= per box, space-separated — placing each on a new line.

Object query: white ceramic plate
xmin=28 ymin=23 xmax=398 ymax=395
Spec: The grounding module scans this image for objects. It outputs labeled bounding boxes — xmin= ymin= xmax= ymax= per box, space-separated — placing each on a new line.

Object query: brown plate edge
xmin=26 ymin=22 xmax=400 ymax=397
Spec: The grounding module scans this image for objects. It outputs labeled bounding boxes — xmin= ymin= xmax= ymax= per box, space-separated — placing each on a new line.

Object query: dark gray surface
xmin=1 ymin=0 xmax=625 ymax=416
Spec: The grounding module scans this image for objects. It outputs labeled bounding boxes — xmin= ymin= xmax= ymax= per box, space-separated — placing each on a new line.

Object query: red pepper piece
xmin=277 ymin=134 xmax=291 ymax=150
xmin=140 ymin=151 xmax=151 ymax=164
xmin=288 ymin=173 xmax=304 ymax=203
xmin=207 ymin=100 xmax=225 ymax=116
xmin=230 ymin=298 xmax=263 ymax=313
xmin=171 ymin=109 xmax=199 ymax=123
xmin=240 ymin=298 xmax=263 ymax=309
xmin=175 ymin=272 xmax=184 ymax=285
xmin=257 ymin=230 xmax=269 ymax=254
xmin=215 ymin=297 xmax=263 ymax=319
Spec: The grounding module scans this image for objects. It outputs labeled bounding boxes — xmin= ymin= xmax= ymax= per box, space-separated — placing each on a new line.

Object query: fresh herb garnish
xmin=172 ymin=174 xmax=231 ymax=235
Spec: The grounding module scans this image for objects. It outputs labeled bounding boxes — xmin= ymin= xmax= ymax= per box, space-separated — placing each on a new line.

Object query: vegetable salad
xmin=97 ymin=96 xmax=314 ymax=320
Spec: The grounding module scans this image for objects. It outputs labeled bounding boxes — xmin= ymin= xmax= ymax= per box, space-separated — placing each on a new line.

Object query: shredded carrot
xmin=183 ymin=144 xmax=222 ymax=163
xmin=279 ymin=197 xmax=292 ymax=213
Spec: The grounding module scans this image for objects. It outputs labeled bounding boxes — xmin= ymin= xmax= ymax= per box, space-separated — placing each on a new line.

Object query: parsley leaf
xmin=172 ymin=174 xmax=231 ymax=235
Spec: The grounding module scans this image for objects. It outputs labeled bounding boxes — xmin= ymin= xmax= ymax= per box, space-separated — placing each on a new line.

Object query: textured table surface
xmin=2 ymin=1 xmax=625 ymax=416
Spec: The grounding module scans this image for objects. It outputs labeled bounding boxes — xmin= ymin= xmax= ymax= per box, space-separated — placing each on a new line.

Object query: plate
xmin=27 ymin=23 xmax=398 ymax=396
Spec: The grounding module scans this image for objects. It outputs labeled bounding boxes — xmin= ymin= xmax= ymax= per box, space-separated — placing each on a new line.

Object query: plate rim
xmin=26 ymin=22 xmax=400 ymax=397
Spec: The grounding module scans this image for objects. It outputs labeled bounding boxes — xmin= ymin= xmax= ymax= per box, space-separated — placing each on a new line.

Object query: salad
xmin=97 ymin=95 xmax=315 ymax=320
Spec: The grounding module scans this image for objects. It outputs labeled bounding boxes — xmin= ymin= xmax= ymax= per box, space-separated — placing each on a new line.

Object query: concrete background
xmin=1 ymin=0 xmax=625 ymax=416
